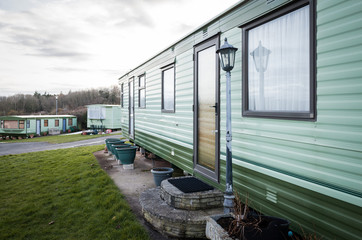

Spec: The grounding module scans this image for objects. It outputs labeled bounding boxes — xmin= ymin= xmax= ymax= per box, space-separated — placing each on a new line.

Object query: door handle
xmin=209 ymin=103 xmax=218 ymax=114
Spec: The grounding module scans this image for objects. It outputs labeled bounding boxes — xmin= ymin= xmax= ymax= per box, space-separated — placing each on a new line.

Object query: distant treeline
xmin=0 ymin=86 xmax=120 ymax=129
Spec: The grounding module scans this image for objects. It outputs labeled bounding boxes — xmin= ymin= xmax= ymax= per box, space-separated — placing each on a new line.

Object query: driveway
xmin=0 ymin=134 xmax=122 ymax=156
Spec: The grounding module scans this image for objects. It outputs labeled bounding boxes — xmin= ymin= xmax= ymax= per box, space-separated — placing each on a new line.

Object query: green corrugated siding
xmin=87 ymin=105 xmax=121 ymax=129
xmin=118 ymin=0 xmax=362 ymax=239
xmin=27 ymin=119 xmax=36 ymax=134
xmin=218 ymin=1 xmax=362 ymax=239
xmin=120 ymin=80 xmax=130 ymax=137
xmin=128 ymin=49 xmax=194 ymax=172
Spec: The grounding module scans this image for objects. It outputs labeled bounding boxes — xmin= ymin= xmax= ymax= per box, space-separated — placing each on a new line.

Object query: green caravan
xmin=118 ymin=0 xmax=362 ymax=239
xmin=86 ymin=104 xmax=121 ymax=130
xmin=0 ymin=115 xmax=77 ymax=138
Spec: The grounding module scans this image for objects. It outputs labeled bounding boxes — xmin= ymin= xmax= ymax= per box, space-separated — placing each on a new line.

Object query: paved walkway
xmin=0 ymin=134 xmax=122 ymax=156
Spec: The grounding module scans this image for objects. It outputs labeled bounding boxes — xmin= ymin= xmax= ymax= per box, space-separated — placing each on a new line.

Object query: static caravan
xmin=86 ymin=104 xmax=121 ymax=130
xmin=0 ymin=115 xmax=77 ymax=138
xmin=118 ymin=0 xmax=361 ymax=239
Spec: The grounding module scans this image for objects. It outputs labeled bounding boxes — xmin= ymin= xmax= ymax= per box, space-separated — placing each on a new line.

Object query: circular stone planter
xmin=206 ymin=213 xmax=290 ymax=240
xmin=151 ymin=167 xmax=174 ymax=186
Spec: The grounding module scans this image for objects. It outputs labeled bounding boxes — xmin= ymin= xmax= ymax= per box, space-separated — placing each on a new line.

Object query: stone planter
xmin=206 ymin=213 xmax=290 ymax=240
xmin=151 ymin=167 xmax=174 ymax=186
xmin=206 ymin=213 xmax=233 ymax=240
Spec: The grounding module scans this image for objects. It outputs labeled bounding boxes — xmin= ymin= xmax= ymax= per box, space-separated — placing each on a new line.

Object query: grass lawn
xmin=5 ymin=132 xmax=124 ymax=144
xmin=0 ymin=145 xmax=150 ymax=240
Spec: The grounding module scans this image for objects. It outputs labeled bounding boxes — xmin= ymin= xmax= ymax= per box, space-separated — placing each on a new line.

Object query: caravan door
xmin=62 ymin=119 xmax=66 ymax=132
xmin=193 ymin=35 xmax=220 ymax=182
xmin=36 ymin=119 xmax=41 ymax=136
xmin=129 ymin=77 xmax=135 ymax=139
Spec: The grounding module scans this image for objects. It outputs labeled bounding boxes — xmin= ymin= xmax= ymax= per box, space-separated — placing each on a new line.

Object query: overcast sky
xmin=0 ymin=0 xmax=240 ymax=97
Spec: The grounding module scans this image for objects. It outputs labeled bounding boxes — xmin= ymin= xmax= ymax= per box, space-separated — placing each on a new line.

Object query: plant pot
xmin=206 ymin=213 xmax=290 ymax=240
xmin=110 ymin=143 xmax=130 ymax=156
xmin=105 ymin=139 xmax=125 ymax=155
xmin=113 ymin=144 xmax=133 ymax=159
xmin=151 ymin=167 xmax=174 ymax=186
xmin=115 ymin=146 xmax=138 ymax=165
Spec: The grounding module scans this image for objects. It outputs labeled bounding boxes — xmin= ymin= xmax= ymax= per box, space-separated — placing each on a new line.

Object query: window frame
xmin=55 ymin=120 xmax=59 ymax=127
xmin=161 ymin=64 xmax=175 ymax=113
xmin=241 ymin=0 xmax=316 ymax=120
xmin=68 ymin=118 xmax=72 ymax=126
xmin=26 ymin=120 xmax=30 ymax=128
xmin=138 ymin=74 xmax=146 ymax=109
xmin=44 ymin=120 xmax=48 ymax=127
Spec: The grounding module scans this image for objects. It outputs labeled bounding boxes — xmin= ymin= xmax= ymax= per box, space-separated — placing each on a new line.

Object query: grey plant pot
xmin=150 ymin=167 xmax=174 ymax=186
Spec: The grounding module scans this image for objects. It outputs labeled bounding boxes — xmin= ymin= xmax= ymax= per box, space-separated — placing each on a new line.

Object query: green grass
xmin=5 ymin=132 xmax=123 ymax=144
xmin=0 ymin=146 xmax=150 ymax=240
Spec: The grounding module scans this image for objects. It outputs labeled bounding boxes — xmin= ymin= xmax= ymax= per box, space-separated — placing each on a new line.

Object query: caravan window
xmin=161 ymin=65 xmax=175 ymax=113
xmin=242 ymin=0 xmax=315 ymax=120
xmin=138 ymin=74 xmax=146 ymax=108
xmin=4 ymin=120 xmax=18 ymax=129
xmin=19 ymin=120 xmax=25 ymax=129
xmin=44 ymin=120 xmax=48 ymax=127
xmin=68 ymin=118 xmax=72 ymax=126
xmin=55 ymin=120 xmax=59 ymax=127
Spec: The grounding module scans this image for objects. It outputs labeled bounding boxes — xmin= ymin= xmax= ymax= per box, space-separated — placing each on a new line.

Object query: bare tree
xmin=0 ymin=85 xmax=121 ymax=116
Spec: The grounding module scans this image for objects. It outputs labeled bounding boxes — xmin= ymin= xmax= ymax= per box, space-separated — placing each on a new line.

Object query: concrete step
xmin=140 ymin=187 xmax=223 ymax=239
xmin=160 ymin=176 xmax=224 ymax=210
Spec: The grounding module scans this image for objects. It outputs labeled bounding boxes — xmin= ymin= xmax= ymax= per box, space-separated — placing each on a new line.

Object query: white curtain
xmin=163 ymin=67 xmax=175 ymax=111
xmin=248 ymin=5 xmax=310 ymax=112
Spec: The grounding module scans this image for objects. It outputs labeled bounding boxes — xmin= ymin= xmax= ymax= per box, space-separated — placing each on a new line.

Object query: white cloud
xmin=0 ymin=0 xmax=240 ymax=96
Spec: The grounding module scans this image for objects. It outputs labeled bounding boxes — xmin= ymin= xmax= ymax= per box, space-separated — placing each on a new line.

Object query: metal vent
xmin=266 ymin=188 xmax=278 ymax=204
xmin=203 ymin=28 xmax=208 ymax=38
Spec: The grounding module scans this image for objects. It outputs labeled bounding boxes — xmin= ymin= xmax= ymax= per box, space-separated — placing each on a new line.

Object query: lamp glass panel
xmin=221 ymin=52 xmax=230 ymax=69
xmin=229 ymin=49 xmax=236 ymax=69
